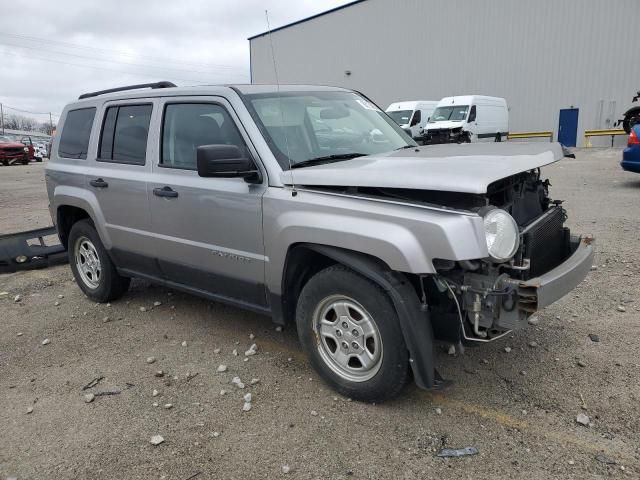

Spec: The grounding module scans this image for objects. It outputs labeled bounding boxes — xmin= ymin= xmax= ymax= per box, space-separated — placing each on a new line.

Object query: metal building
xmin=249 ymin=0 xmax=639 ymax=147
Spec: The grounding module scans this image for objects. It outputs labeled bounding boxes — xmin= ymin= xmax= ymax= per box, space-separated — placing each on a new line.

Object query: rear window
xmin=58 ymin=108 xmax=96 ymax=159
xmin=99 ymin=104 xmax=152 ymax=165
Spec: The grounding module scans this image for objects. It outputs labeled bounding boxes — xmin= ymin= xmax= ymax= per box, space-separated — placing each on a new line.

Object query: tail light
xmin=629 ymin=129 xmax=640 ymax=146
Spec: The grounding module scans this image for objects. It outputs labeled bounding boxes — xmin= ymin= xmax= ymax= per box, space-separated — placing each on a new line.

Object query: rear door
xmin=147 ymin=97 xmax=268 ymax=308
xmin=86 ymin=100 xmax=159 ymax=276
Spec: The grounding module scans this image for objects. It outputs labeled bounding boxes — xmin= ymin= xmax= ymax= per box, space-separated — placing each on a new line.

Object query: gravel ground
xmin=1 ymin=150 xmax=639 ymax=480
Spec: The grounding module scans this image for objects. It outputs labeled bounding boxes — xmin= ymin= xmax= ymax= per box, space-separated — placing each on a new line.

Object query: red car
xmin=0 ymin=135 xmax=30 ymax=166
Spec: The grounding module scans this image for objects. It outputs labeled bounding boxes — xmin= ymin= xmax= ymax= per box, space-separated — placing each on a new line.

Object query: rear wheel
xmin=495 ymin=133 xmax=502 ymax=142
xmin=68 ymin=219 xmax=130 ymax=302
xmin=21 ymin=156 xmax=29 ymax=165
xmin=296 ymin=265 xmax=409 ymax=402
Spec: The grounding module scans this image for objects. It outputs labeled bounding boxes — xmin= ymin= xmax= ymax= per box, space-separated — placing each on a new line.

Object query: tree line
xmin=2 ymin=112 xmax=53 ymax=135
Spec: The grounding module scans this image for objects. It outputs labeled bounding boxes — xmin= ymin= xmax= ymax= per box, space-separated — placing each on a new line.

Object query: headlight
xmin=482 ymin=208 xmax=519 ymax=262
xmin=23 ymin=147 xmax=29 ymax=152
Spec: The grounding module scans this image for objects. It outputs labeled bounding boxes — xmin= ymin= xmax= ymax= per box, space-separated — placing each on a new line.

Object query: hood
xmin=281 ymin=142 xmax=565 ymax=195
xmin=426 ymin=120 xmax=465 ymax=130
xmin=0 ymin=142 xmax=25 ymax=149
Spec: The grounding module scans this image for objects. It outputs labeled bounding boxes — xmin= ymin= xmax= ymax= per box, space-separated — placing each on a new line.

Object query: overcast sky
xmin=0 ymin=0 xmax=351 ymax=125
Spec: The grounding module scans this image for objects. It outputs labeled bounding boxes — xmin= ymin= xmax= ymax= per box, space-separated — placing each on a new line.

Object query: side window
xmin=161 ymin=103 xmax=246 ymax=170
xmin=410 ymin=110 xmax=421 ymax=126
xmin=58 ymin=108 xmax=96 ymax=159
xmin=98 ymin=104 xmax=152 ymax=165
xmin=468 ymin=105 xmax=477 ymax=123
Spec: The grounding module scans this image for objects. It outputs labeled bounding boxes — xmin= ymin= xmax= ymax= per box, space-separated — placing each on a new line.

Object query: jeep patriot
xmin=46 ymin=82 xmax=594 ymax=402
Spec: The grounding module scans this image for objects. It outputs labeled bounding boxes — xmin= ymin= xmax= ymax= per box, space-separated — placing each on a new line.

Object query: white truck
xmin=423 ymin=95 xmax=508 ymax=144
xmin=386 ymin=100 xmax=439 ymax=139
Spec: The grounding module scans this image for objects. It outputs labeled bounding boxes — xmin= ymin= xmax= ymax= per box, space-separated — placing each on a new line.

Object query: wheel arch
xmin=276 ymin=243 xmax=442 ymax=390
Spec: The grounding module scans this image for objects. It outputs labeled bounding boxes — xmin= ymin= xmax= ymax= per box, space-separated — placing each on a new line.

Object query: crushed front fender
xmin=0 ymin=226 xmax=67 ymax=274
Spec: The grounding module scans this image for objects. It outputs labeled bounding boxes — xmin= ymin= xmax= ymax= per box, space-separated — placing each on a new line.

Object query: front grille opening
xmin=520 ymin=207 xmax=569 ymax=278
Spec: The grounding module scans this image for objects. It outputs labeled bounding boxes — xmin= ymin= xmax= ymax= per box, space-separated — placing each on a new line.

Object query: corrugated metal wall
xmin=250 ymin=0 xmax=639 ymax=146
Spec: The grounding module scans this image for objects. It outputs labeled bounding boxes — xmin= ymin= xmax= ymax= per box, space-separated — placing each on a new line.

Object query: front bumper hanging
xmin=0 ymin=226 xmax=68 ymax=274
xmin=513 ymin=234 xmax=594 ymax=311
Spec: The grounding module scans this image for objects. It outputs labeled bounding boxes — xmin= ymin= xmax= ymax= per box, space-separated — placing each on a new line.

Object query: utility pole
xmin=49 ymin=112 xmax=53 ymax=136
xmin=1 ymin=103 xmax=4 ymax=135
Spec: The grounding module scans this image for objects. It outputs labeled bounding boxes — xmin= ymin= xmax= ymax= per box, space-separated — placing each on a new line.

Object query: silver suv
xmin=46 ymin=82 xmax=594 ymax=402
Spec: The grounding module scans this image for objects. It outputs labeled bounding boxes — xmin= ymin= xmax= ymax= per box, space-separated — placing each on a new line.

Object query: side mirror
xmin=196 ymin=145 xmax=260 ymax=182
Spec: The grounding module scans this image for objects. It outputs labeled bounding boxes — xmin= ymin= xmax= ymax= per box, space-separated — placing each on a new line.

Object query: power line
xmin=0 ymin=32 xmax=247 ymax=72
xmin=0 ymin=49 xmax=231 ymax=85
xmin=0 ymin=40 xmax=248 ymax=80
xmin=2 ymin=104 xmax=60 ymax=117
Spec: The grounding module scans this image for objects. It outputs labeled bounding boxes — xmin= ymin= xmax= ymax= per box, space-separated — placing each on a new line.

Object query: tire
xmin=2 ymin=159 xmax=8 ymax=166
xmin=68 ymin=219 xmax=130 ymax=302
xmin=495 ymin=133 xmax=502 ymax=142
xmin=296 ymin=265 xmax=409 ymax=402
xmin=22 ymin=156 xmax=29 ymax=165
xmin=36 ymin=157 xmax=43 ymax=163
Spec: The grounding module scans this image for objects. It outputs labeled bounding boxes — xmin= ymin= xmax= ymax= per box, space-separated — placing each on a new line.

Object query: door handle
xmin=89 ymin=178 xmax=109 ymax=188
xmin=153 ymin=186 xmax=179 ymax=198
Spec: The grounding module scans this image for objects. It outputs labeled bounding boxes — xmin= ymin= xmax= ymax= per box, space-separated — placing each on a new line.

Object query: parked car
xmin=0 ymin=135 xmax=30 ymax=165
xmin=621 ymin=124 xmax=640 ymax=173
xmin=18 ymin=136 xmax=41 ymax=162
xmin=385 ymin=100 xmax=438 ymax=139
xmin=423 ymin=95 xmax=509 ymax=144
xmin=35 ymin=143 xmax=48 ymax=159
xmin=46 ymin=82 xmax=593 ymax=402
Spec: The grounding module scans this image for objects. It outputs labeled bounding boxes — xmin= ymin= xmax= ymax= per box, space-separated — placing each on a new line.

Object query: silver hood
xmin=281 ymin=142 xmax=565 ymax=194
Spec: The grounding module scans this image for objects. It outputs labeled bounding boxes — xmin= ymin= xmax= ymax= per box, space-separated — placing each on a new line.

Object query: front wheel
xmin=296 ymin=265 xmax=409 ymax=402
xmin=68 ymin=219 xmax=130 ymax=302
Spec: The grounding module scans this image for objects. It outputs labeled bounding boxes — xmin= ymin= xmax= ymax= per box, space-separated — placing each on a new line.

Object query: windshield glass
xmin=429 ymin=105 xmax=469 ymax=122
xmin=244 ymin=91 xmax=415 ymax=170
xmin=0 ymin=136 xmax=13 ymax=143
xmin=386 ymin=110 xmax=412 ymax=126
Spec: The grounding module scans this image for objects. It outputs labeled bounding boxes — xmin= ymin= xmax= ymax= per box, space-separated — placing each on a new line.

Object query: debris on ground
xmin=282 ymin=465 xmax=291 ymax=474
xmin=231 ymin=377 xmax=245 ymax=389
xmin=216 ymin=365 xmax=228 ymax=373
xmin=447 ymin=345 xmax=455 ymax=356
xmin=504 ymin=347 xmax=511 ymax=353
xmin=150 ymin=435 xmax=165 ymax=446
xmin=576 ymin=413 xmax=591 ymax=426
xmin=436 ymin=447 xmax=479 ymax=458
xmin=163 ymin=403 xmax=173 ymax=409
xmin=26 ymin=406 xmax=33 ymax=414
xmin=245 ymin=344 xmax=258 ymax=356
xmin=146 ymin=356 xmax=156 ymax=364
xmin=275 ymin=326 xmax=283 ymax=332
xmin=139 ymin=307 xmax=147 ymax=312
xmin=242 ymin=402 xmax=252 ymax=412
xmin=588 ymin=334 xmax=600 ymax=342
xmin=616 ymin=305 xmax=626 ymax=312
xmin=243 ymin=393 xmax=252 ymax=403
xmin=14 ymin=295 xmax=21 ymax=303
xmin=213 ymin=348 xmax=221 ymax=354
xmin=249 ymin=333 xmax=255 ymax=340
xmin=435 ymin=407 xmax=442 ymax=415
xmin=528 ymin=341 xmax=538 ymax=348
xmin=220 ymin=390 xmax=227 ymax=396
xmin=154 ymin=370 xmax=165 ymax=377
xmin=595 ymin=454 xmax=617 ymax=465
xmin=153 ymin=301 xmax=162 ymax=307
xmin=577 ymin=360 xmax=587 ymax=367
xmin=250 ymin=378 xmax=260 ymax=385
xmin=84 ymin=393 xmax=95 ymax=403
xmin=152 ymin=389 xmax=159 ymax=397
xmin=181 ymin=341 xmax=187 ymax=347
xmin=527 ymin=315 xmax=540 ymax=325
xmin=41 ymin=338 xmax=51 ymax=346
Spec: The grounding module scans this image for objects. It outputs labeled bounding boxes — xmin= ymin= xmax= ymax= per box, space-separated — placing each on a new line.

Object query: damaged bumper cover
xmin=513 ymin=235 xmax=594 ymax=312
xmin=0 ymin=226 xmax=68 ymax=274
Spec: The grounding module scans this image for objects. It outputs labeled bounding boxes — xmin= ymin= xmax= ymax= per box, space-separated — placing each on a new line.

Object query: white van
xmin=386 ymin=100 xmax=439 ymax=139
xmin=423 ymin=96 xmax=508 ymax=144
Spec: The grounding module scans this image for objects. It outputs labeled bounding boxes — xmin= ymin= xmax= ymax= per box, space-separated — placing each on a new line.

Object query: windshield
xmin=386 ymin=109 xmax=412 ymax=126
xmin=244 ymin=91 xmax=415 ymax=169
xmin=0 ymin=136 xmax=13 ymax=143
xmin=429 ymin=105 xmax=469 ymax=122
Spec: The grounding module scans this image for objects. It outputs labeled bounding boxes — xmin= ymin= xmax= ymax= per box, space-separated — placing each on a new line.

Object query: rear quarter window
xmin=58 ymin=108 xmax=96 ymax=159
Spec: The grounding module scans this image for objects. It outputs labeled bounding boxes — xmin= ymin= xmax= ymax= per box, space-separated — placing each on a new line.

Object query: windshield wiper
xmin=394 ymin=145 xmax=415 ymax=150
xmin=291 ymin=153 xmax=366 ymax=169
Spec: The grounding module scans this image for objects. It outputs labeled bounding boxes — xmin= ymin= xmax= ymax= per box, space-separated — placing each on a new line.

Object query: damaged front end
xmin=426 ymin=170 xmax=594 ymax=343
xmin=0 ymin=226 xmax=68 ymax=274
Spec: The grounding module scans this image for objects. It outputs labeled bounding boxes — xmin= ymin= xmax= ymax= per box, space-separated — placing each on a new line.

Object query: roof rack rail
xmin=78 ymin=81 xmax=177 ymax=100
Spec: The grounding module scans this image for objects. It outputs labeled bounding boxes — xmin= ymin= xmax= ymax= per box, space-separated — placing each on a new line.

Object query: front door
xmin=558 ymin=108 xmax=579 ymax=147
xmin=147 ymin=98 xmax=267 ymax=308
